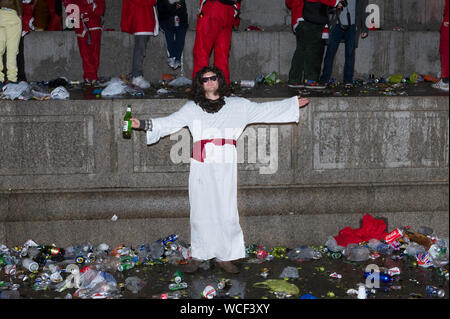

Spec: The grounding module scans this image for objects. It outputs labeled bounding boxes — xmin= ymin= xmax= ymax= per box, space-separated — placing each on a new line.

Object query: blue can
xmin=163 ymin=234 xmax=179 ymax=246
xmin=364 ymin=272 xmax=393 ymax=283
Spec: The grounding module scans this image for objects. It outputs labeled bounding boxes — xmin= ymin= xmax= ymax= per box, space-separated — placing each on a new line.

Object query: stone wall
xmin=24 ymin=30 xmax=441 ymax=83
xmin=102 ymin=0 xmax=446 ymax=32
xmin=1 ymin=96 xmax=448 ymax=247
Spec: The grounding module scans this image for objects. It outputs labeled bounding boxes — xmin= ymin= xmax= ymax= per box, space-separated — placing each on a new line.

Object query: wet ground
xmin=1 ymin=248 xmax=448 ymax=301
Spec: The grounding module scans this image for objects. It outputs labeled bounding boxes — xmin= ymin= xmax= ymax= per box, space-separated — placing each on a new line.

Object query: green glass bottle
xmin=123 ymin=105 xmax=132 ymax=139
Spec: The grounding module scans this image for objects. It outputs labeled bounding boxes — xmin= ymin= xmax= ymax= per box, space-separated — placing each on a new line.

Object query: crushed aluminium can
xmin=201 ymin=285 xmax=216 ymax=299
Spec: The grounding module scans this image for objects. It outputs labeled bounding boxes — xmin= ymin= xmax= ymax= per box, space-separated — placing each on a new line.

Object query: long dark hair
xmin=188 ymin=66 xmax=231 ymax=113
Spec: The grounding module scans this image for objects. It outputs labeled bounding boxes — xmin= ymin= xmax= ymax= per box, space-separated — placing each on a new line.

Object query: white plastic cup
xmin=22 ymin=258 xmax=39 ymax=272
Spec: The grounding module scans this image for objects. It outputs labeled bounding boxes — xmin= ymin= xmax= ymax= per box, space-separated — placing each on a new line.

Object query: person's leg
xmin=0 ymin=25 xmax=6 ymax=84
xmin=77 ymin=34 xmax=95 ymax=81
xmin=288 ymin=22 xmax=305 ymax=85
xmin=161 ymin=21 xmax=176 ymax=60
xmin=343 ymin=24 xmax=356 ymax=84
xmin=213 ymin=26 xmax=233 ymax=84
xmin=89 ymin=29 xmax=102 ymax=81
xmin=320 ymin=25 xmax=343 ymax=83
xmin=17 ymin=36 xmax=27 ymax=82
xmin=183 ymin=258 xmax=203 ymax=273
xmin=4 ymin=11 xmax=22 ymax=83
xmin=440 ymin=21 xmax=449 ymax=81
xmin=216 ymin=258 xmax=239 ymax=273
xmin=173 ymin=26 xmax=187 ymax=62
xmin=131 ymin=35 xmax=150 ymax=78
xmin=192 ymin=15 xmax=218 ymax=80
xmin=303 ymin=21 xmax=324 ymax=82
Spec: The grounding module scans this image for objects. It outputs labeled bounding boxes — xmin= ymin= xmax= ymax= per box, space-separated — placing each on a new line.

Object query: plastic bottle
xmin=428 ymin=239 xmax=449 ymax=267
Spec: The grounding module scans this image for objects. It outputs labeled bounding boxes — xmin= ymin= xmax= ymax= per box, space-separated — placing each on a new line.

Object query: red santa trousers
xmin=192 ymin=2 xmax=235 ymax=84
xmin=76 ymin=29 xmax=102 ymax=81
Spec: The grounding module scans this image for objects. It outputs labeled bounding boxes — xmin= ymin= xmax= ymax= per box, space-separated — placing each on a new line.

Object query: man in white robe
xmin=130 ymin=66 xmax=309 ymax=273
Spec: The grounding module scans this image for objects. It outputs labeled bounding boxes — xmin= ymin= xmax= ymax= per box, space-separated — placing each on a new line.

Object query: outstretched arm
xmin=129 ymin=103 xmax=191 ymax=145
xmin=245 ymin=96 xmax=308 ymax=126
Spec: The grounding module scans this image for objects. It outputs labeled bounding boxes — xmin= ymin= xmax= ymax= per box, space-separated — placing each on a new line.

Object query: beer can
xmin=260 ymin=268 xmax=270 ymax=278
xmin=163 ymin=234 xmax=179 ymax=246
xmin=75 ymin=256 xmax=86 ymax=265
xmin=118 ymin=262 xmax=135 ymax=272
xmin=385 ymin=228 xmax=404 ymax=244
xmin=217 ymin=279 xmax=231 ymax=290
xmin=177 ymin=245 xmax=191 ymax=260
xmin=201 ymin=285 xmax=216 ymax=299
xmin=330 ymin=251 xmax=343 ymax=259
xmin=4 ymin=264 xmax=16 ymax=276
xmin=387 ymin=267 xmax=401 ymax=276
xmin=169 ymin=282 xmax=188 ymax=291
xmin=257 ymin=249 xmax=268 ymax=259
xmin=174 ymin=270 xmax=184 ymax=284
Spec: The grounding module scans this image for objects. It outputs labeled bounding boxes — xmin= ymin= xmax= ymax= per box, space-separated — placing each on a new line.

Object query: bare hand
xmin=361 ymin=32 xmax=368 ymax=38
xmin=298 ymin=96 xmax=309 ymax=108
xmin=444 ymin=22 xmax=449 ymax=27
xmin=130 ymin=118 xmax=140 ymax=129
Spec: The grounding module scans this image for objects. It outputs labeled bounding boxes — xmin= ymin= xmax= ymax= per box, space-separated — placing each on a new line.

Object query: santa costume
xmin=192 ymin=0 xmax=240 ymax=84
xmin=64 ymin=0 xmax=105 ymax=83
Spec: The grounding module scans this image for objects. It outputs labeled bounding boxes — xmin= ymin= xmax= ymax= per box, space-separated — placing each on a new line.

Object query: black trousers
xmin=288 ymin=21 xmax=324 ymax=84
xmin=17 ymin=36 xmax=27 ymax=82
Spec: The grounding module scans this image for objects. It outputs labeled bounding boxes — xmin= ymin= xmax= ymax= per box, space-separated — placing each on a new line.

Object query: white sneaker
xmin=167 ymin=57 xmax=176 ymax=68
xmin=431 ymin=79 xmax=449 ymax=92
xmin=132 ymin=75 xmax=150 ymax=89
xmin=171 ymin=60 xmax=181 ymax=70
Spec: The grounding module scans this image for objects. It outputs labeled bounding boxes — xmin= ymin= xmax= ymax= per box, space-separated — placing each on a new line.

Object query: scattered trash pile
xmin=0 ymin=70 xmax=443 ymax=101
xmin=0 ymin=215 xmax=448 ymax=299
xmin=0 ymin=74 xmax=193 ymax=101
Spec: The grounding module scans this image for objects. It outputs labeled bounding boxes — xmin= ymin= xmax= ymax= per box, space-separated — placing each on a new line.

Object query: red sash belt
xmin=192 ymin=138 xmax=237 ymax=162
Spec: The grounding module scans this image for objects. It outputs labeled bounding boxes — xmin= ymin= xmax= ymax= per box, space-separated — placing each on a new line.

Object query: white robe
xmin=147 ymin=96 xmax=300 ymax=261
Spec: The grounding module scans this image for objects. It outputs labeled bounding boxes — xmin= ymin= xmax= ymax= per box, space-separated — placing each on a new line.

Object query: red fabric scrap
xmin=334 ymin=214 xmax=388 ymax=247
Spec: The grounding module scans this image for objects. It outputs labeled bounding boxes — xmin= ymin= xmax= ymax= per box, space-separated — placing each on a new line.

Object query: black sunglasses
xmin=202 ymin=75 xmax=218 ymax=83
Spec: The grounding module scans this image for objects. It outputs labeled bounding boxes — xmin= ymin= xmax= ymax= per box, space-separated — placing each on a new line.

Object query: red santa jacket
xmin=121 ymin=0 xmax=159 ymax=35
xmin=198 ymin=0 xmax=240 ymax=28
xmin=286 ymin=0 xmax=338 ymax=32
xmin=64 ymin=0 xmax=105 ymax=36
xmin=22 ymin=2 xmax=35 ymax=36
xmin=46 ymin=0 xmax=62 ymax=31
